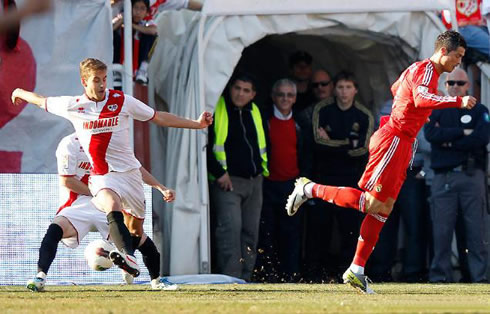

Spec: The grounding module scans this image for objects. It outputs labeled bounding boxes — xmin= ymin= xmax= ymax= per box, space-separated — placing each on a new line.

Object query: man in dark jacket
xmin=303 ymin=71 xmax=374 ymax=282
xmin=425 ymin=67 xmax=489 ymax=283
xmin=207 ymin=73 xmax=268 ymax=281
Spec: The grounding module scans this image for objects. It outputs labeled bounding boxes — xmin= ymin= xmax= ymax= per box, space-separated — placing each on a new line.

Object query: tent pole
xmin=197 ymin=13 xmax=210 ymax=274
xmin=123 ymin=0 xmax=134 ymax=147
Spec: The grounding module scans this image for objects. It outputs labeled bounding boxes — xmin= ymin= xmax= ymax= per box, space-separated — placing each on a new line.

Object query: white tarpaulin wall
xmin=479 ymin=62 xmax=490 ymax=110
xmin=149 ymin=1 xmax=454 ymax=275
xmin=0 ymin=0 xmax=113 ymax=173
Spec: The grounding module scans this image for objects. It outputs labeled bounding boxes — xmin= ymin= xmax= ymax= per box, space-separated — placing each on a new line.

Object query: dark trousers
xmin=254 ymin=179 xmax=303 ymax=282
xmin=113 ymin=31 xmax=156 ymax=67
xmin=429 ymin=169 xmax=488 ymax=283
xmin=367 ymin=168 xmax=430 ymax=282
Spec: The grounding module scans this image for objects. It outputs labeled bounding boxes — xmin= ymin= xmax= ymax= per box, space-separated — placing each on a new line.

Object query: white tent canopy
xmin=149 ymin=1 xmax=455 ymax=275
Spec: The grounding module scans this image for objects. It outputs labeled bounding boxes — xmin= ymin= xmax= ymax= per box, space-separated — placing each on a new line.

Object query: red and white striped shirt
xmin=47 ymin=89 xmax=155 ymax=175
xmin=389 ymin=59 xmax=463 ymax=138
xmin=56 ymin=133 xmax=91 ymax=213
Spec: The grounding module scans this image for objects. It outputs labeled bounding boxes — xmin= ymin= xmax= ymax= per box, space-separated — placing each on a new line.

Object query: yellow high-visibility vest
xmin=210 ymin=96 xmax=269 ymax=180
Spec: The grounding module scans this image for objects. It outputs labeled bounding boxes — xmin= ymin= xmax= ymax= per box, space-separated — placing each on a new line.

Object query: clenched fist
xmin=461 ymin=96 xmax=476 ymax=109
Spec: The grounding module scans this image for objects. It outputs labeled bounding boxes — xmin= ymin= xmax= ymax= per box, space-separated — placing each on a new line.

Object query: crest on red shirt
xmin=456 ymin=0 xmax=478 ymax=17
xmin=107 ymin=104 xmax=118 ymax=112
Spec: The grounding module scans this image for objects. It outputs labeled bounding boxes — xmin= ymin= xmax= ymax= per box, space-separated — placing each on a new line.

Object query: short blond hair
xmin=79 ymin=58 xmax=107 ymax=80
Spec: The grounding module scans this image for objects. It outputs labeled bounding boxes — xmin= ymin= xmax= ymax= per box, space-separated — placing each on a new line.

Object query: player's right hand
xmin=11 ymin=88 xmax=24 ymax=106
xmin=461 ymin=96 xmax=476 ymax=109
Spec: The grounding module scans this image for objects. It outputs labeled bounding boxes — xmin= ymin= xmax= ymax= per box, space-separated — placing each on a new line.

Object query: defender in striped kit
xmin=286 ymin=31 xmax=477 ymax=294
xmin=12 ymin=58 xmax=212 ymax=281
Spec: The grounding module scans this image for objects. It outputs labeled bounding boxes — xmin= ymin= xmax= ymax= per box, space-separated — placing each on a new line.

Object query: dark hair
xmin=132 ymin=0 xmax=150 ymax=10
xmin=230 ymin=72 xmax=257 ymax=91
xmin=435 ymin=30 xmax=467 ymax=53
xmin=333 ymin=71 xmax=358 ymax=89
xmin=289 ymin=50 xmax=313 ymax=67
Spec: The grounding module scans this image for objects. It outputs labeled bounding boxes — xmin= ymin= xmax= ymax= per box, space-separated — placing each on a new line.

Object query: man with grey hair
xmin=255 ymin=78 xmax=309 ymax=282
xmin=425 ymin=67 xmax=489 ymax=283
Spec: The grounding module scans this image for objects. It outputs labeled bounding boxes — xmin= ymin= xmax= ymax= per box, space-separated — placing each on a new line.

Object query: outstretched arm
xmin=151 ymin=111 xmax=213 ymax=129
xmin=0 ymin=0 xmax=52 ymax=33
xmin=140 ymin=167 xmax=175 ymax=202
xmin=11 ymin=88 xmax=47 ymax=109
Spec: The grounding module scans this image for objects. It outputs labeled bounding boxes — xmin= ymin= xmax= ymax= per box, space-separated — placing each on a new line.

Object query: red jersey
xmin=388 ymin=59 xmax=462 ymax=138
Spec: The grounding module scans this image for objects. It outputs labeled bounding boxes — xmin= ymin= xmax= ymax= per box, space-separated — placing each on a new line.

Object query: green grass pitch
xmin=1 ymin=283 xmax=489 ymax=313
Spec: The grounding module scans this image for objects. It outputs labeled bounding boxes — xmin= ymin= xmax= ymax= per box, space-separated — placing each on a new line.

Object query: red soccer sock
xmin=312 ymin=184 xmax=366 ymax=212
xmin=352 ymin=213 xmax=388 ymax=267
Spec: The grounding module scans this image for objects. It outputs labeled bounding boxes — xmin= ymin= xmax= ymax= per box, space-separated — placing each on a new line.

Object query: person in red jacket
xmin=286 ymin=30 xmax=476 ymax=294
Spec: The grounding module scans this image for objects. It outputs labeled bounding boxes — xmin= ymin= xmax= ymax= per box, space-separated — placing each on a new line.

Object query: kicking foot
xmin=285 ymin=177 xmax=312 ymax=216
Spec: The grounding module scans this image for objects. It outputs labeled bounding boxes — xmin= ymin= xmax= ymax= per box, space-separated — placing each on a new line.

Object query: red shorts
xmin=358 ymin=125 xmax=414 ymax=202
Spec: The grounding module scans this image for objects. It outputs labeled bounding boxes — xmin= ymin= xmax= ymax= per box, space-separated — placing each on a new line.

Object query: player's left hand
xmin=197 ymin=111 xmax=213 ymax=128
xmin=162 ymin=189 xmax=176 ymax=202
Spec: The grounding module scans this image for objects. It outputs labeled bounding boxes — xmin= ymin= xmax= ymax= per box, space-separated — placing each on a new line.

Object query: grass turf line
xmin=1 ymin=283 xmax=490 ymax=313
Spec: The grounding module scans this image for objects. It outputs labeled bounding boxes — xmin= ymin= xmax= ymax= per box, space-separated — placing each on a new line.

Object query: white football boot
xmin=151 ymin=277 xmax=179 ymax=291
xmin=285 ymin=177 xmax=312 ymax=216
xmin=342 ymin=268 xmax=375 ymax=294
xmin=26 ymin=272 xmax=46 ymax=292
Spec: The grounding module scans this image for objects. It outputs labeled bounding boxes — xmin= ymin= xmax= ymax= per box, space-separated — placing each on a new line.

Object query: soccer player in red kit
xmin=286 ymin=31 xmax=476 ymax=294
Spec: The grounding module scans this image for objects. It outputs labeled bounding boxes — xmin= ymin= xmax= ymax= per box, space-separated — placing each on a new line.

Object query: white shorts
xmin=89 ymin=168 xmax=146 ymax=219
xmin=56 ymin=196 xmax=110 ymax=249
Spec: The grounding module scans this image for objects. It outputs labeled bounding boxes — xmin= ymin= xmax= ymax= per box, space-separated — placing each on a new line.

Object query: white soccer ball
xmin=84 ymin=239 xmax=115 ymax=271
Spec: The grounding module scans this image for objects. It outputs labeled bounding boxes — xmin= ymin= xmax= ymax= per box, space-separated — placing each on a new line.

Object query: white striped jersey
xmin=55 ymin=133 xmax=91 ymax=212
xmin=46 ymin=89 xmax=155 ymax=175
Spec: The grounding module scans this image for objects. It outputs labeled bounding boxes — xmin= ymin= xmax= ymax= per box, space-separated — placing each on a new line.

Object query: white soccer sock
xmin=36 ymin=271 xmax=47 ymax=280
xmin=349 ymin=264 xmax=364 ymax=275
xmin=304 ymin=182 xmax=314 ymax=198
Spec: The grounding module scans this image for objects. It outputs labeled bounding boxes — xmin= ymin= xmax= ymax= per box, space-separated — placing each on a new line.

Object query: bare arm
xmin=112 ymin=14 xmax=123 ymax=31
xmin=151 ymin=111 xmax=213 ymax=129
xmin=140 ymin=167 xmax=175 ymax=202
xmin=0 ymin=0 xmax=51 ymax=33
xmin=132 ymin=23 xmax=157 ymax=36
xmin=187 ymin=0 xmax=203 ymax=11
xmin=59 ymin=176 xmax=91 ymax=196
xmin=11 ymin=88 xmax=47 ymax=109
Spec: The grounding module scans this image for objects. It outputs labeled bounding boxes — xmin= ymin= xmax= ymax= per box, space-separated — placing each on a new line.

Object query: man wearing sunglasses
xmin=425 ymin=68 xmax=489 ymax=283
xmin=297 ymin=69 xmax=334 ymax=127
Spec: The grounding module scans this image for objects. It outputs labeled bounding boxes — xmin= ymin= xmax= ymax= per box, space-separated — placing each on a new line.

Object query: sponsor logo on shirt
xmin=83 ymin=117 xmax=119 ymax=134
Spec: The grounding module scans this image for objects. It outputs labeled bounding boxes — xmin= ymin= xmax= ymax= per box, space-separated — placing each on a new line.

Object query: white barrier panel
xmin=0 ymin=174 xmax=153 ymax=285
